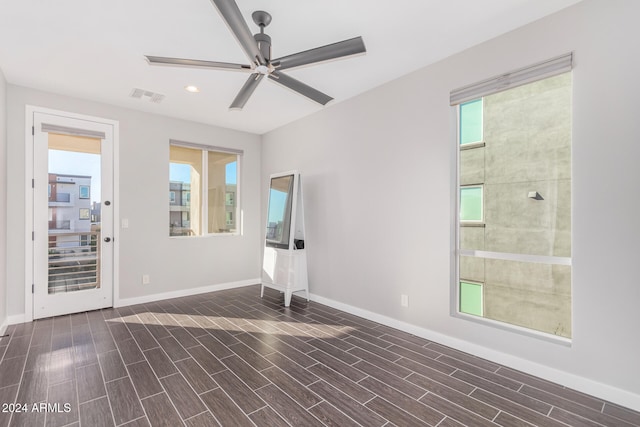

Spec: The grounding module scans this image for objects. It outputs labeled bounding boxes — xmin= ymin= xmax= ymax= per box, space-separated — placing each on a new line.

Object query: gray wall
xmin=0 ymin=67 xmax=6 ymax=332
xmin=261 ymin=0 xmax=640 ymax=408
xmin=6 ymin=86 xmax=262 ymax=315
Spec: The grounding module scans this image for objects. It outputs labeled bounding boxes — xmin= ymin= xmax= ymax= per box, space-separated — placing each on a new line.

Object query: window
xmin=452 ymin=53 xmax=573 ymax=339
xmin=225 ymin=192 xmax=234 ymax=206
xmin=79 ymin=185 xmax=90 ymax=199
xmin=459 ymin=281 xmax=483 ymax=316
xmin=460 ymin=185 xmax=483 ymax=223
xmin=169 ymin=142 xmax=240 ymax=236
xmin=56 ymin=193 xmax=71 ymax=203
xmin=459 ymin=99 xmax=483 ymax=146
xmin=79 ymin=208 xmax=90 ymax=220
xmin=169 ymin=191 xmax=176 ymax=203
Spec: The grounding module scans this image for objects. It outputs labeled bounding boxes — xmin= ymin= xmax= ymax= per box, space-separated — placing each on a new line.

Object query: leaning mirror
xmin=266 ymin=174 xmax=294 ymax=249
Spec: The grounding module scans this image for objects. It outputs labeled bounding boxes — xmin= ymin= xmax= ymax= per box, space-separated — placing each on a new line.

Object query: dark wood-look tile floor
xmin=1 ymin=285 xmax=639 ymax=427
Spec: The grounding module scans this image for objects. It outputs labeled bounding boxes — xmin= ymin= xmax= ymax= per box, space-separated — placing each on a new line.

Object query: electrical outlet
xmin=401 ymin=294 xmax=409 ymax=307
xmin=142 ymin=274 xmax=150 ymax=285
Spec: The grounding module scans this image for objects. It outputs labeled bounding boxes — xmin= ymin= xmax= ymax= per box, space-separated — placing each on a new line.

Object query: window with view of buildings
xmin=169 ymin=143 xmax=240 ymax=237
xmin=453 ymin=54 xmax=573 ymax=338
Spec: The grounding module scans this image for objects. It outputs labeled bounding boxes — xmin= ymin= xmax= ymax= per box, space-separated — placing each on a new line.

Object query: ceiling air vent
xmin=129 ymin=88 xmax=165 ymax=104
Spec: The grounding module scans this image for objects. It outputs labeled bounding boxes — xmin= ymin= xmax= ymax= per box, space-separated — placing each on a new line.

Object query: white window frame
xmin=169 ymin=140 xmax=242 ymax=237
xmin=451 ymin=53 xmax=574 ymax=345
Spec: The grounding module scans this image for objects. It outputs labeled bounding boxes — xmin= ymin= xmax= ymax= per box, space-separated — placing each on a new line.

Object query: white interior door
xmin=32 ymin=112 xmax=114 ymax=319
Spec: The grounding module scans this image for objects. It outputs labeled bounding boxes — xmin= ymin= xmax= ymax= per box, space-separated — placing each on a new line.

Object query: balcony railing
xmin=48 ymin=231 xmax=100 ymax=294
xmin=169 ymin=226 xmax=195 ymax=237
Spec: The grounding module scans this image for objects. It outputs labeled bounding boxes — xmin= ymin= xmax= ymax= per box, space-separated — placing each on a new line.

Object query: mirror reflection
xmin=266 ymin=175 xmax=294 ymax=249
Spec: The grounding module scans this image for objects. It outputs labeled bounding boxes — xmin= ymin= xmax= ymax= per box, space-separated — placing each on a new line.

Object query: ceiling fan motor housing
xmin=254 ymin=32 xmax=271 ymax=62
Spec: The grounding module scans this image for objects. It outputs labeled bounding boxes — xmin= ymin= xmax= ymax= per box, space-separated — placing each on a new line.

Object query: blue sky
xmin=169 ymin=163 xmax=191 ymax=183
xmin=268 ymin=189 xmax=288 ymax=224
xmin=49 ymin=149 xmax=101 ymax=203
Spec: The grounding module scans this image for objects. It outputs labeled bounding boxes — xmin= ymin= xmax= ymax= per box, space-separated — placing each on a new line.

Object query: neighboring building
xmin=48 ymin=173 xmax=93 ymax=247
xmin=47 ymin=173 xmax=100 ymax=292
xmin=224 ymin=184 xmax=237 ymax=231
xmin=169 ymin=181 xmax=191 ymax=235
xmin=266 ymin=222 xmax=278 ymax=240
xmin=459 ymin=73 xmax=572 ymax=338
xmin=90 ymin=201 xmax=101 ymax=223
xmin=169 ymin=181 xmax=237 ymax=236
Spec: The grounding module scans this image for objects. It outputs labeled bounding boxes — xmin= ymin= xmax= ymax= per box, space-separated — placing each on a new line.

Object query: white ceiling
xmin=0 ymin=0 xmax=582 ymax=134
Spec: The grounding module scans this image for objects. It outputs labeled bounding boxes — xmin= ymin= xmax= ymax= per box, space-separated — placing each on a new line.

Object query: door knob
xmin=104 ymin=237 xmax=111 ymax=242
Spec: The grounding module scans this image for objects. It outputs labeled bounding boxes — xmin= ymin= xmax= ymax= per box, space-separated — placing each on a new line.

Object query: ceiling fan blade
xmin=272 ymin=36 xmax=366 ymax=71
xmin=229 ymin=73 xmax=264 ymax=110
xmin=145 ymin=56 xmax=251 ymax=71
xmin=210 ymin=0 xmax=265 ymax=66
xmin=268 ymin=71 xmax=333 ymax=106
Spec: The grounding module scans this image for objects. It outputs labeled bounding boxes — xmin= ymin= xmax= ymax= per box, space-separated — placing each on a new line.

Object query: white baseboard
xmin=309 ymin=292 xmax=640 ymax=413
xmin=115 ymin=278 xmax=260 ymax=308
xmin=0 ymin=318 xmax=8 ymax=335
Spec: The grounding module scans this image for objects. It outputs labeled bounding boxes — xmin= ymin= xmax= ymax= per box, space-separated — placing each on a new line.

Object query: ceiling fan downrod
xmin=252 ymin=11 xmax=272 ymax=64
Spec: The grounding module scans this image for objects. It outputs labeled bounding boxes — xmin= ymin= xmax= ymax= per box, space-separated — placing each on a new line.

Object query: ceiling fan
xmin=145 ymin=0 xmax=366 ymax=110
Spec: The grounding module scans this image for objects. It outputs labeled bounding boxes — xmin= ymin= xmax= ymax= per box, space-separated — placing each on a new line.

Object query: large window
xmin=169 ymin=142 xmax=240 ymax=237
xmin=452 ymin=54 xmax=573 ymax=339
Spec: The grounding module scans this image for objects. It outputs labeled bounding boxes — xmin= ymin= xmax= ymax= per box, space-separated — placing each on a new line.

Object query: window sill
xmin=460 ymin=222 xmax=485 ymax=227
xmin=451 ymin=311 xmax=572 ymax=347
xmin=460 ymin=141 xmax=485 ymax=151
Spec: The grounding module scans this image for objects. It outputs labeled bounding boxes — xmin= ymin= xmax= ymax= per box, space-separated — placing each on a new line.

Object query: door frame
xmin=24 ymin=105 xmax=120 ymax=321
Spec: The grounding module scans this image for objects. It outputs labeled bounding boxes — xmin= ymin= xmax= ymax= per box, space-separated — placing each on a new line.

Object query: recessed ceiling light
xmin=184 ymin=85 xmax=200 ymax=93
